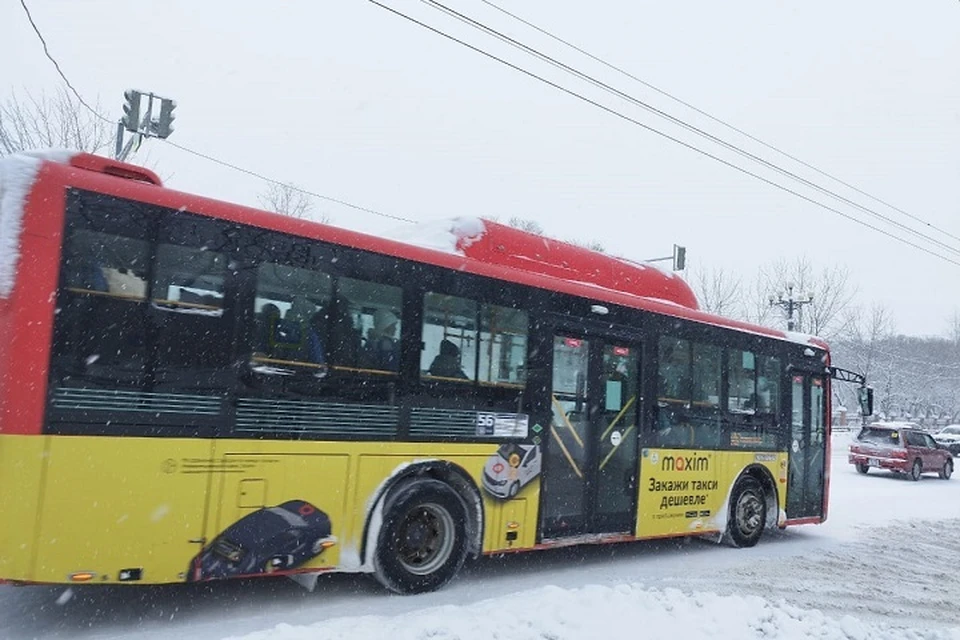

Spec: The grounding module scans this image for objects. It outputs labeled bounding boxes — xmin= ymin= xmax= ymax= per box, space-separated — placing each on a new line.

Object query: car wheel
xmin=373 ymin=479 xmax=468 ymax=594
xmin=909 ymin=459 xmax=922 ymax=481
xmin=939 ymin=459 xmax=953 ymax=480
xmin=508 ymin=481 xmax=520 ymax=498
xmin=726 ymin=476 xmax=766 ymax=548
xmin=855 ymin=462 xmax=869 ymax=475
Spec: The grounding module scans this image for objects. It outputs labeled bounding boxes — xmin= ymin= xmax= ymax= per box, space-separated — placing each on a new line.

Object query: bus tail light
xmin=68 ymin=572 xmax=96 ymax=582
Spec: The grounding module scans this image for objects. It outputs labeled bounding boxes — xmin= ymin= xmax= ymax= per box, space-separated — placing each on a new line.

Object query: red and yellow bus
xmin=0 ymin=151 xmax=832 ymax=593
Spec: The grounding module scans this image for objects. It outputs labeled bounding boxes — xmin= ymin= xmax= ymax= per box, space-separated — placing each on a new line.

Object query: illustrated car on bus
xmin=848 ymin=424 xmax=953 ymax=481
xmin=482 ymin=443 xmax=541 ymax=499
xmin=189 ymin=500 xmax=334 ymax=581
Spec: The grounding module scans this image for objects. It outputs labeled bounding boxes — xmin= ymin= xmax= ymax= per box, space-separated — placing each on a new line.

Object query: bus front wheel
xmin=727 ymin=476 xmax=766 ymax=548
xmin=373 ymin=479 xmax=469 ymax=594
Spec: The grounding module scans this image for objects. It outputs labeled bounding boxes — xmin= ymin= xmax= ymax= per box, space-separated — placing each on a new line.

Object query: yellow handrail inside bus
xmin=551 ymin=395 xmax=584 ymax=449
xmin=600 ymin=395 xmax=636 ymax=442
xmin=549 ymin=425 xmax=583 ymax=479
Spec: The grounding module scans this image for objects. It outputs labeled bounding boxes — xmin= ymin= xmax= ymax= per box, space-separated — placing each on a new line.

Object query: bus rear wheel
xmin=727 ymin=476 xmax=766 ymax=548
xmin=373 ymin=479 xmax=468 ymax=594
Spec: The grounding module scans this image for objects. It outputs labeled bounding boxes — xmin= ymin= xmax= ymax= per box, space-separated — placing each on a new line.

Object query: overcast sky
xmin=4 ymin=1 xmax=958 ymax=337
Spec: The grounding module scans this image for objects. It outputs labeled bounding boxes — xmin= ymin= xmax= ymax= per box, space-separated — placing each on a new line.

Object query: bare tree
xmin=507 ymin=217 xmax=544 ymax=235
xmin=0 ymin=88 xmax=112 ymax=157
xmin=257 ymin=182 xmax=328 ymax=222
xmin=687 ymin=264 xmax=742 ymax=317
xmin=755 ymin=257 xmax=856 ymax=339
xmin=949 ymin=309 xmax=960 ymax=346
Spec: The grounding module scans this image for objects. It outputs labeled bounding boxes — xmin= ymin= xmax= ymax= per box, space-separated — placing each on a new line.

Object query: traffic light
xmin=121 ymin=90 xmax=142 ymax=133
xmin=672 ymin=244 xmax=686 ymax=271
xmin=152 ymin=98 xmax=176 ymax=139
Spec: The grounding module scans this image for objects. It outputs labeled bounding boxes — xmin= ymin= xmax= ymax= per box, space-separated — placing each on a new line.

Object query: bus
xmin=0 ymin=151 xmax=834 ymax=594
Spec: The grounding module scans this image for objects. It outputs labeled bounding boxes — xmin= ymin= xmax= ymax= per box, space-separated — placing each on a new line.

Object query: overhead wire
xmin=417 ymin=0 xmax=960 ymax=259
xmin=18 ymin=0 xmax=113 ymax=126
xmin=477 ymin=0 xmax=960 ymax=248
xmin=161 ymin=139 xmax=415 ymax=223
xmin=17 ymin=0 xmax=412 ymax=225
xmin=367 ymin=0 xmax=960 ymax=268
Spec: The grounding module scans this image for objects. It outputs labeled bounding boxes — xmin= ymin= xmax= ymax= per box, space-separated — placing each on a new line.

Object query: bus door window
xmin=543 ymin=335 xmax=590 ymax=530
xmin=596 ymin=344 xmax=639 ymax=518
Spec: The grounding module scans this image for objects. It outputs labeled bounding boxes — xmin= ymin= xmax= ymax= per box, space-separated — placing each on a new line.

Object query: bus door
xmin=540 ymin=334 xmax=641 ymax=539
xmin=786 ymin=374 xmax=826 ymax=519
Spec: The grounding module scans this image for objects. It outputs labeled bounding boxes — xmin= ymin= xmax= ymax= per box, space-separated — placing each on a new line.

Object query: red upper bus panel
xmin=458 ymin=220 xmax=699 ymax=310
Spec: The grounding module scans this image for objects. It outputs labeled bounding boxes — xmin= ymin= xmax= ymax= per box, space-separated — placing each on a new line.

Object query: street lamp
xmin=768 ymin=283 xmax=813 ymax=332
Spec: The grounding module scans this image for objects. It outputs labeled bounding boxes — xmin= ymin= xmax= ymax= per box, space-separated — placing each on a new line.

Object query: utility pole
xmin=768 ymin=283 xmax=813 ymax=332
xmin=115 ymin=89 xmax=177 ymax=161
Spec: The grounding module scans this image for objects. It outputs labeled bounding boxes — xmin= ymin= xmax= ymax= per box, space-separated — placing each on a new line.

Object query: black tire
xmin=939 ymin=459 xmax=953 ymax=480
xmin=726 ymin=476 xmax=766 ymax=548
xmin=373 ymin=479 xmax=469 ymax=594
xmin=909 ymin=459 xmax=922 ymax=481
xmin=855 ymin=463 xmax=870 ymax=475
xmin=508 ymin=481 xmax=520 ymax=498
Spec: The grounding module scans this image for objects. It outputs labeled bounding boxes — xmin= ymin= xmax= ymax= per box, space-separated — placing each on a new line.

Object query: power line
xmin=161 ymin=139 xmax=415 ymax=223
xmin=17 ymin=0 xmax=413 ymax=226
xmin=368 ymin=0 xmax=960 ymax=268
xmin=419 ymin=0 xmax=960 ymax=259
xmin=18 ymin=0 xmax=112 ymax=125
xmin=477 ymin=0 xmax=960 ymax=248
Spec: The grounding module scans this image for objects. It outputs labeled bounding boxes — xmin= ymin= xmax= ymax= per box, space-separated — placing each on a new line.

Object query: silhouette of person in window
xmin=365 ymin=309 xmax=399 ymax=371
xmin=257 ymin=303 xmax=282 ymax=355
xmin=276 ymin=298 xmax=325 ymax=365
xmin=429 ymin=339 xmax=468 ymax=379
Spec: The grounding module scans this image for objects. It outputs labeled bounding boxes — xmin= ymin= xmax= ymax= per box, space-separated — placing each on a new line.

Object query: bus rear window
xmin=857 ymin=428 xmax=900 ymax=446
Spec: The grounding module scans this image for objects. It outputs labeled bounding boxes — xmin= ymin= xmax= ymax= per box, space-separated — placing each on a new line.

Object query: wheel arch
xmin=360 ymin=460 xmax=484 ymax=568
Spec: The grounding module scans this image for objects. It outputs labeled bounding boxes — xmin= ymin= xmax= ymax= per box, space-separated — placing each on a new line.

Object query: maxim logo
xmin=661 ymin=455 xmax=709 ymax=472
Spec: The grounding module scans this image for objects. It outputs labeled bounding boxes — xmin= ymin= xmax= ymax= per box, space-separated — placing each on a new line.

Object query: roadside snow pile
xmin=223 ymin=583 xmax=957 ymax=640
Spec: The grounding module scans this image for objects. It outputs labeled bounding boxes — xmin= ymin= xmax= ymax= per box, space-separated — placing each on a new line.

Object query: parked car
xmin=848 ymin=424 xmax=953 ymax=481
xmin=933 ymin=425 xmax=960 ymax=456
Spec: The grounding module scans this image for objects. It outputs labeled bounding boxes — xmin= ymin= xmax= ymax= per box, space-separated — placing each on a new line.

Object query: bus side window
xmin=656 ymin=337 xmax=693 ymax=447
xmin=421 ymin=293 xmax=476 ymax=382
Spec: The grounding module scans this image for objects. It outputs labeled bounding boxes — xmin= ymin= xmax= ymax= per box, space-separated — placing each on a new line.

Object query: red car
xmin=849 ymin=424 xmax=953 ymax=481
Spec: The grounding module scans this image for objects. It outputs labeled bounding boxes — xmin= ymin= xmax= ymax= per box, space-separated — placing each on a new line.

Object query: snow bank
xmin=223 ymin=583 xmax=949 ymax=640
xmin=0 ymin=150 xmax=74 ymax=297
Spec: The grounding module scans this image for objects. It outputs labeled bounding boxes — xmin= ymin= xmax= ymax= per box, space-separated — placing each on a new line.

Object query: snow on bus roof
xmin=387 ymin=216 xmax=485 ymax=255
xmin=384 ymin=217 xmax=826 ymax=348
xmin=0 ymin=150 xmax=76 ymax=298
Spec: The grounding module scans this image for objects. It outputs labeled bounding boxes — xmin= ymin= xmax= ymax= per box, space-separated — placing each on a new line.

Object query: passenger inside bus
xmin=364 ymin=309 xmax=399 ymax=371
xmin=324 ymin=298 xmax=363 ymax=368
xmin=264 ymin=298 xmax=325 ymax=365
xmin=428 ymin=339 xmax=468 ymax=379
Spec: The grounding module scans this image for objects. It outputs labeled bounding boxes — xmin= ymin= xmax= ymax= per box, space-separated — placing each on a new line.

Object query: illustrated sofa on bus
xmin=189 ymin=500 xmax=335 ymax=581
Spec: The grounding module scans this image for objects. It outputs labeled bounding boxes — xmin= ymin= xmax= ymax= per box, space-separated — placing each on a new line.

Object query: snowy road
xmin=3 ymin=432 xmax=960 ymax=639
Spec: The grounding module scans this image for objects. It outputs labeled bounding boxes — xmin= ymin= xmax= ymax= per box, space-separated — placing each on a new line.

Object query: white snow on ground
xmin=223 ymin=584 xmax=955 ymax=640
xmin=2 ymin=431 xmax=960 ymax=640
